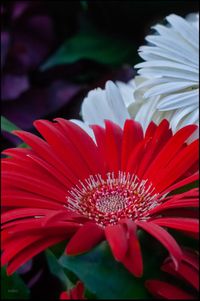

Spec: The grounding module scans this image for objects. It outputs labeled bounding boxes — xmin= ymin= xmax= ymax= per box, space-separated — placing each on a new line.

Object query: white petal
xmin=153 ymin=110 xmax=174 ymax=126
xmin=138 ymin=45 xmax=197 ymax=67
xmin=133 ymin=96 xmax=160 ymax=130
xmin=135 ymin=60 xmax=198 ymax=74
xmin=187 ymin=127 xmax=199 ymax=143
xmin=81 ymin=88 xmax=109 ymax=127
xmin=116 ymin=80 xmax=136 ymax=107
xmin=137 ymin=67 xmax=197 ymax=82
xmin=106 ymin=81 xmax=130 ymax=126
xmin=166 ymin=14 xmax=198 ymax=49
xmin=143 ymin=82 xmax=197 ymax=99
xmin=186 ymin=13 xmax=199 ymax=29
xmin=169 ymin=105 xmax=197 ymax=130
xmin=81 ymin=81 xmax=130 ymax=128
xmin=157 ymin=90 xmax=199 ymax=110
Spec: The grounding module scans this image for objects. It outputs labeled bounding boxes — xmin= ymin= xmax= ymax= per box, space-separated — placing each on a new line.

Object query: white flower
xmin=71 ymin=80 xmax=132 ymax=140
xmin=132 ymin=13 xmax=199 ymax=132
xmin=81 ymin=80 xmax=131 ymax=128
xmin=78 ymin=13 xmax=199 ymax=140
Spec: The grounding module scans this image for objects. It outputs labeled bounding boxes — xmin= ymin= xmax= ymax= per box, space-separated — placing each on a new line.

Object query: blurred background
xmin=1 ymin=0 xmax=199 ymax=299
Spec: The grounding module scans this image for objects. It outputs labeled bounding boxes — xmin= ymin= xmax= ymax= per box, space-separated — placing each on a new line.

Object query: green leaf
xmin=1 ymin=116 xmax=28 ymax=148
xmin=1 ymin=116 xmax=21 ymax=133
xmin=41 ymin=29 xmax=136 ymax=70
xmin=1 ymin=266 xmax=30 ymax=299
xmin=45 ymin=249 xmax=72 ymax=289
xmin=49 ymin=240 xmax=68 ymax=259
xmin=80 ymin=0 xmax=88 ymax=11
xmin=59 ymin=241 xmax=153 ymax=299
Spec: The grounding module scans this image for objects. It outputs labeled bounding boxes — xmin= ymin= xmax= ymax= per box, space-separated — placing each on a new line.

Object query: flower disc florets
xmin=66 ymin=171 xmax=160 ymax=226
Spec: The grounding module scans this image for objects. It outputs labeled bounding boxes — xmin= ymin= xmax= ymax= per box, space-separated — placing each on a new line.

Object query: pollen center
xmin=66 ymin=171 xmax=160 ymax=226
xmin=95 ymin=190 xmax=128 ymax=213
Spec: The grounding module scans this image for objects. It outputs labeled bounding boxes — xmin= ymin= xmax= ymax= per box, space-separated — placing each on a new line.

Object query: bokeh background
xmin=1 ymin=0 xmax=199 ymax=299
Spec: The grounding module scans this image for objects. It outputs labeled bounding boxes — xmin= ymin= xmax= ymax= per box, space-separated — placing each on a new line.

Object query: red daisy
xmin=60 ymin=281 xmax=86 ymax=300
xmin=1 ymin=118 xmax=199 ymax=276
xmin=146 ymin=248 xmax=199 ymax=299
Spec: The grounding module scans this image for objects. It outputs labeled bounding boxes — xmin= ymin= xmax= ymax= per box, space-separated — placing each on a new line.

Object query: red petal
xmin=3 ymin=172 xmax=66 ymax=203
xmin=105 ymin=223 xmax=128 ymax=261
xmin=66 ymin=222 xmax=104 ymax=255
xmin=6 ymin=235 xmax=66 ymax=275
xmin=145 ymin=122 xmax=157 ymax=139
xmin=121 ymin=219 xmax=143 ymax=277
xmin=152 ymin=139 xmax=199 ymax=192
xmin=60 ymin=291 xmax=70 ymax=299
xmin=33 ymin=120 xmax=90 ymax=181
xmin=121 ymin=120 xmax=143 ymax=170
xmin=162 ymin=260 xmax=199 ymax=290
xmin=1 ymin=208 xmax=54 ymax=224
xmin=2 ymin=193 xmax=61 ymax=210
xmin=13 ymin=130 xmax=78 ymax=185
xmin=27 ymin=154 xmax=72 ymax=188
xmin=145 ymin=280 xmax=195 ymax=299
xmin=104 ymin=120 xmax=123 ymax=173
xmin=2 ymin=233 xmax=43 ymax=265
xmin=70 ymin=281 xmax=85 ymax=299
xmin=148 ymin=195 xmax=199 ymax=215
xmin=91 ymin=124 xmax=108 ymax=176
xmin=126 ymin=140 xmax=146 ymax=174
xmin=54 ymin=118 xmax=106 ymax=176
xmin=137 ymin=119 xmax=172 ymax=178
xmin=162 ymin=172 xmax=199 ymax=195
xmin=152 ymin=217 xmax=199 ymax=234
xmin=143 ymin=124 xmax=198 ymax=180
xmin=136 ymin=221 xmax=182 ymax=270
xmin=182 ymin=249 xmax=199 ymax=271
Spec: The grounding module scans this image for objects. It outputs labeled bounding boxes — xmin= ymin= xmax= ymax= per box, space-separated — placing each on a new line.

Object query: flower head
xmin=80 ymin=13 xmax=199 ymax=135
xmin=1 ymin=118 xmax=199 ymax=276
xmin=146 ymin=248 xmax=199 ymax=299
xmin=131 ymin=13 xmax=199 ymax=131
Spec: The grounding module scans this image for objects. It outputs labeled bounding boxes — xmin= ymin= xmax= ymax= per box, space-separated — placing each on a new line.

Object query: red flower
xmin=60 ymin=281 xmax=86 ymax=300
xmin=146 ymin=248 xmax=199 ymax=299
xmin=1 ymin=118 xmax=199 ymax=276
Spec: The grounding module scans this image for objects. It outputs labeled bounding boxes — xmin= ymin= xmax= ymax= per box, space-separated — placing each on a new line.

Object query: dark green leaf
xmin=41 ymin=30 xmax=136 ymax=70
xmin=1 ymin=116 xmax=28 ymax=148
xmin=49 ymin=240 xmax=68 ymax=259
xmin=1 ymin=116 xmax=21 ymax=133
xmin=1 ymin=266 xmax=30 ymax=299
xmin=59 ymin=241 xmax=153 ymax=299
xmin=45 ymin=249 xmax=73 ymax=289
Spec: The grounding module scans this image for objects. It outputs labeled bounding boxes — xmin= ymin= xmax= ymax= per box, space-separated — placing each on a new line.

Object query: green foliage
xmin=1 ymin=116 xmax=21 ymax=133
xmin=41 ymin=29 xmax=136 ymax=70
xmin=1 ymin=267 xmax=30 ymax=299
xmin=45 ymin=249 xmax=73 ymax=289
xmin=1 ymin=116 xmax=27 ymax=148
xmin=59 ymin=241 xmax=158 ymax=299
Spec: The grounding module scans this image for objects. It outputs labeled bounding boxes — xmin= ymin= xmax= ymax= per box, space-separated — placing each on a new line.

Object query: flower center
xmin=66 ymin=172 xmax=160 ymax=226
xmin=95 ymin=191 xmax=127 ymax=213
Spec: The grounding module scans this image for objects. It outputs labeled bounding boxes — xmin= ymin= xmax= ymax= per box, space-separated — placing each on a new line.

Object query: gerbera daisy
xmin=146 ymin=248 xmax=199 ymax=299
xmin=131 ymin=13 xmax=199 ymax=132
xmin=60 ymin=281 xmax=86 ymax=300
xmin=81 ymin=80 xmax=131 ymax=129
xmin=1 ymin=118 xmax=199 ymax=276
xmin=80 ymin=13 xmax=199 ymax=136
